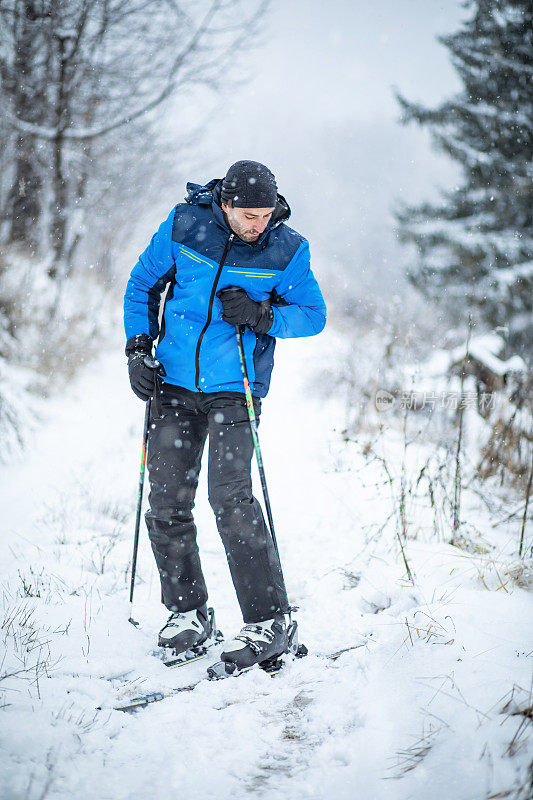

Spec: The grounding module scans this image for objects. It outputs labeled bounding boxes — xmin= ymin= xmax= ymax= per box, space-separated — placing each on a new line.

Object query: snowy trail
xmin=0 ymin=328 xmax=531 ymax=800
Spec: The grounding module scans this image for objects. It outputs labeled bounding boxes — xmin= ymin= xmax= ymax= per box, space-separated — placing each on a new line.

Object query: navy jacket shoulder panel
xmin=171 ymin=202 xmax=219 ymax=253
xmin=261 ymin=222 xmax=306 ymax=269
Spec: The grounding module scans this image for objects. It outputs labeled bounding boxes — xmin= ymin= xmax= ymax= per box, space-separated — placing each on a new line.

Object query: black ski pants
xmin=145 ymin=383 xmax=288 ymax=624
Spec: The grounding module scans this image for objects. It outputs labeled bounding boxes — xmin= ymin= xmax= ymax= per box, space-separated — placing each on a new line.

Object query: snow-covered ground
xmin=1 ymin=328 xmax=531 ymax=800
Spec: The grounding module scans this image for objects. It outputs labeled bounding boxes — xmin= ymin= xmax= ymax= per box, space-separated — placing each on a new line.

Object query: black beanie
xmin=221 ymin=160 xmax=278 ymax=208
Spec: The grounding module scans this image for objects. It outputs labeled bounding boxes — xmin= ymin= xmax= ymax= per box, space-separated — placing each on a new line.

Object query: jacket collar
xmin=185 ymin=178 xmax=291 ymax=249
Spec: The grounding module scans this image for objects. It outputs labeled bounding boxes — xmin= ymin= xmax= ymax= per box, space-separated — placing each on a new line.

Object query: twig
xmin=519 ymin=453 xmax=532 ymax=557
xmin=452 ymin=317 xmax=473 ymax=541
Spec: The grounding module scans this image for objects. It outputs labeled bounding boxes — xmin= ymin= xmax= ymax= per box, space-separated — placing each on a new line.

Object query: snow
xmin=0 ymin=328 xmax=531 ymax=799
xmin=451 ymin=333 xmax=527 ymax=376
xmin=408 ymin=215 xmax=530 ymax=260
xmin=462 ymin=100 xmax=531 ymax=127
xmin=492 ymin=260 xmax=533 ymax=286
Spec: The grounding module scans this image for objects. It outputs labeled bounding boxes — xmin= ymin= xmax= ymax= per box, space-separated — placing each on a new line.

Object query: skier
xmin=123 ymin=160 xmax=326 ymax=670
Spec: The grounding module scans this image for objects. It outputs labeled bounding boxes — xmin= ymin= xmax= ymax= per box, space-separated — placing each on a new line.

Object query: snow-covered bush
xmin=0 ymin=245 xmax=113 ymax=460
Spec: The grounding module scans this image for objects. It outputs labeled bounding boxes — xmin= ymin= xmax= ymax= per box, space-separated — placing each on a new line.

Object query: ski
xmin=113 ymin=658 xmax=286 ymax=713
xmin=113 ymin=683 xmax=199 ymax=712
xmin=113 ymin=640 xmax=370 ymax=713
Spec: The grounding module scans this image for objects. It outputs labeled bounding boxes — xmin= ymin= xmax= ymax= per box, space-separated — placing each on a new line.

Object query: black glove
xmin=126 ymin=334 xmax=165 ymax=401
xmin=216 ymin=286 xmax=273 ymax=334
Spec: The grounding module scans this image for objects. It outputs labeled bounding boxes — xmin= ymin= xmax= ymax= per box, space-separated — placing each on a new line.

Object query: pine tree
xmin=396 ymin=0 xmax=532 ymax=362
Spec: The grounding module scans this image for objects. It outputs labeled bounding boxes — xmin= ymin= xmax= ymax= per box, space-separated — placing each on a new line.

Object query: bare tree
xmin=0 ymin=0 xmax=269 ymax=458
xmin=0 ymin=1 xmax=44 ymax=251
xmin=0 ymin=0 xmax=268 ymax=279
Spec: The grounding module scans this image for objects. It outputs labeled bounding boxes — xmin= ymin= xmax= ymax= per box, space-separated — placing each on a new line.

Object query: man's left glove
xmin=216 ymin=286 xmax=273 ymax=334
xmin=125 ymin=334 xmax=165 ymax=401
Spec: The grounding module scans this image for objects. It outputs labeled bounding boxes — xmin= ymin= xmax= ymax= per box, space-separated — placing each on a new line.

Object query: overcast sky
xmin=206 ymin=0 xmax=464 ymax=138
xmin=163 ymin=0 xmax=467 ymax=298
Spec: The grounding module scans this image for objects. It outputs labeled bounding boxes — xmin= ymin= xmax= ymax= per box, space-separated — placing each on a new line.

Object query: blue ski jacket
xmin=123 ymin=178 xmax=326 ymax=398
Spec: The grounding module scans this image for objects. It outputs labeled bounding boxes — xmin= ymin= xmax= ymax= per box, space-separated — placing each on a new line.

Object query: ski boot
xmin=207 ymin=614 xmax=306 ymax=679
xmin=158 ymin=605 xmax=222 ymax=667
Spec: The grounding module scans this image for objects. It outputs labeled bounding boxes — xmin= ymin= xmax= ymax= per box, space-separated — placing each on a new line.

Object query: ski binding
xmin=207 ymin=619 xmax=307 ymax=680
xmin=157 ymin=607 xmax=223 ymax=668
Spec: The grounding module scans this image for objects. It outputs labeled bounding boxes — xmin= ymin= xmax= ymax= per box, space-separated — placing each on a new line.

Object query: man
xmin=123 ymin=160 xmax=326 ymax=670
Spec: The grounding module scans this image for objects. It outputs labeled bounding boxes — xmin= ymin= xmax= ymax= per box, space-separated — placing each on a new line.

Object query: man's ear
xmin=221 ymin=200 xmax=232 ymax=213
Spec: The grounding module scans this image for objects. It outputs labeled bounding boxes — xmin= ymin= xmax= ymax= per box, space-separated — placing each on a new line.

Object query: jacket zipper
xmin=194 ymin=233 xmax=234 ymax=391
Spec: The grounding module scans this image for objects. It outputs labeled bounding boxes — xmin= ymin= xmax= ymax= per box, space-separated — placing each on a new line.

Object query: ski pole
xmin=128 ymin=395 xmax=151 ymax=627
xmin=234 ymin=324 xmax=290 ymax=616
xmin=128 ymin=357 xmax=165 ymax=626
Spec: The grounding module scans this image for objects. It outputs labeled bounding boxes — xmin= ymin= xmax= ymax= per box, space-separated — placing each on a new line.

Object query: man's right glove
xmin=126 ymin=334 xmax=162 ymax=401
xmin=216 ymin=286 xmax=274 ymax=334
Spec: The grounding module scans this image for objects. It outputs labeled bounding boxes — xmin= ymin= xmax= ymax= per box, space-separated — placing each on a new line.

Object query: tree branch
xmin=6 ymin=0 xmax=225 ymax=142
